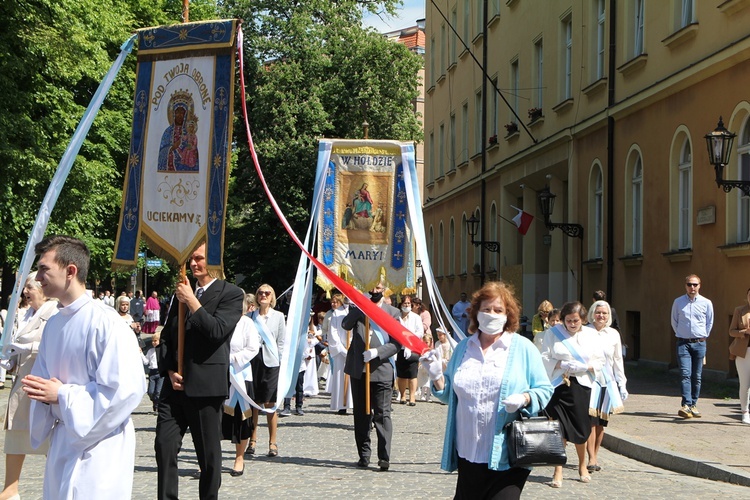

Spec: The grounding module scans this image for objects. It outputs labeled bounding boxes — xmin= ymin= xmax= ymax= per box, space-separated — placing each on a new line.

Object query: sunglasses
xmin=257 ymin=290 xmax=272 ymax=296
xmin=686 ymin=283 xmax=700 ymax=287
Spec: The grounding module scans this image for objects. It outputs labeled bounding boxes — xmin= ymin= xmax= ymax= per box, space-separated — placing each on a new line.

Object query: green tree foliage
xmin=221 ymin=0 xmax=423 ymax=291
xmin=0 ymin=0 xmax=217 ymax=303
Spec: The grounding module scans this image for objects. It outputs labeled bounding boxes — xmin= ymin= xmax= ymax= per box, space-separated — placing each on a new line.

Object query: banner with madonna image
xmin=112 ymin=19 xmax=238 ymax=271
xmin=315 ymin=139 xmax=416 ymax=295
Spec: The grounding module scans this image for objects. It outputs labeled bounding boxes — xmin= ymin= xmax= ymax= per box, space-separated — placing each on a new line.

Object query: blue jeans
xmin=677 ymin=339 xmax=706 ymax=407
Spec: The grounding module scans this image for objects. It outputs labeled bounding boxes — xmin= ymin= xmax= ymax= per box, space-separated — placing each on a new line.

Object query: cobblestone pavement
xmin=3 ymin=383 xmax=748 ymax=499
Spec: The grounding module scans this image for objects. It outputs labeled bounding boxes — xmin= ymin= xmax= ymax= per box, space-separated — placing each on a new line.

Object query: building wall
xmin=424 ymin=0 xmax=750 ymax=376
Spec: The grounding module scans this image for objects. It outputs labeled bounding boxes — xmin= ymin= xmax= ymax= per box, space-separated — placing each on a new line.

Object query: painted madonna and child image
xmin=341 ymin=182 xmax=387 ymax=234
xmin=157 ymin=89 xmax=200 ymax=173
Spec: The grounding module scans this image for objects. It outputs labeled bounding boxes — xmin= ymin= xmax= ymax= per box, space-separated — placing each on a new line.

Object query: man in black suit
xmin=343 ymin=282 xmax=401 ymax=472
xmin=155 ymin=243 xmax=244 ymax=500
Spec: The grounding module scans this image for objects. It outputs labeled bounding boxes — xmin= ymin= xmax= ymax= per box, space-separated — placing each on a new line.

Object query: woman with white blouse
xmin=540 ymin=301 xmax=604 ymax=487
xmin=422 ymin=281 xmax=553 ymax=499
xmin=395 ymin=296 xmax=423 ymax=406
xmin=585 ymin=300 xmax=627 ymax=473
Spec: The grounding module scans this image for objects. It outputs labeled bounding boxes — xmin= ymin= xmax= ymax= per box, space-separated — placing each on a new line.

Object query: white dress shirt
xmin=452 ymin=332 xmax=512 ymax=464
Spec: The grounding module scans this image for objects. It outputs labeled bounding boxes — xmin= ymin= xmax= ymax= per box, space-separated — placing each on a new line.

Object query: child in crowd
xmin=417 ymin=332 xmax=434 ymax=402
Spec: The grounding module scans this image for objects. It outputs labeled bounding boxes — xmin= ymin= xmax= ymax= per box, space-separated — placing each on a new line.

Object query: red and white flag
xmin=511 ymin=206 xmax=534 ymax=235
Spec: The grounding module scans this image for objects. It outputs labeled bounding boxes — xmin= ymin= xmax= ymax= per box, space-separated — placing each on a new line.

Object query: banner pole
xmin=177 ymin=263 xmax=186 ymax=376
xmin=364 ymin=317 xmax=371 ymax=415
xmin=182 ymin=0 xmax=189 ymax=22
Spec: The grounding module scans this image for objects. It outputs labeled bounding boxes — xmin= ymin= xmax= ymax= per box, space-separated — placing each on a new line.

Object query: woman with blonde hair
xmin=532 ymin=300 xmax=554 ymax=349
xmin=730 ymin=288 xmax=750 ymax=424
xmin=249 ymin=284 xmax=285 ymax=458
xmin=0 ymin=272 xmax=57 ymax=500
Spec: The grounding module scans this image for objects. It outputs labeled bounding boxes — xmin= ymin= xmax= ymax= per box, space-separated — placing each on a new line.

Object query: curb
xmin=603 ymin=429 xmax=750 ymax=487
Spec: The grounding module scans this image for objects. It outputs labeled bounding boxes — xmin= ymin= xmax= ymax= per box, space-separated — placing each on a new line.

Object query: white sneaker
xmin=742 ymin=412 xmax=750 ymax=424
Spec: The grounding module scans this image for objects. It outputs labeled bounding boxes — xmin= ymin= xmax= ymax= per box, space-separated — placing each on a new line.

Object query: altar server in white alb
xmin=21 ymin=235 xmax=147 ymax=499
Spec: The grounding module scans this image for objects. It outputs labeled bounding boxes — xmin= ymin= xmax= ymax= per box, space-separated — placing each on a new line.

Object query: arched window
xmin=438 ymin=222 xmax=445 ymax=276
xmin=738 ymin=120 xmax=750 ymax=242
xmin=460 ymin=213 xmax=468 ymax=274
xmin=489 ymin=203 xmax=498 ymax=270
xmin=678 ymin=139 xmax=692 ymax=249
xmin=449 ymin=218 xmax=456 ymax=275
xmin=473 ymin=209 xmax=481 ymax=271
xmin=429 ymin=225 xmax=435 ymax=270
xmin=591 ymin=166 xmax=604 ymax=259
xmin=632 ymin=155 xmax=643 ymax=254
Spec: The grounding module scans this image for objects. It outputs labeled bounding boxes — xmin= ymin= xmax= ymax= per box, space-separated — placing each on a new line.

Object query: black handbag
xmin=505 ymin=413 xmax=567 ymax=467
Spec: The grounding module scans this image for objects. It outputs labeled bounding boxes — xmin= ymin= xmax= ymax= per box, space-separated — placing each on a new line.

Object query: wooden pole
xmin=343 ymin=330 xmax=351 ymax=407
xmin=364 ymin=316 xmax=371 ymax=415
xmin=182 ymin=0 xmax=190 ymax=23
xmin=177 ymin=263 xmax=186 ymax=376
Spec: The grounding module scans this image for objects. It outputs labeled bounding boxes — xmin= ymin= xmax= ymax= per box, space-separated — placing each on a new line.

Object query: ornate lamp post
xmin=466 ymin=214 xmax=500 ymax=253
xmin=704 ymin=117 xmax=748 ymax=195
xmin=537 ymin=187 xmax=584 ymax=239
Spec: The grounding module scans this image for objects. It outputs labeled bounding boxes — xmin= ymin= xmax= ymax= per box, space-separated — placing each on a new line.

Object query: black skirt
xmin=222 ymin=401 xmax=254 ymax=443
xmin=395 ymin=350 xmax=419 ymax=379
xmin=545 ymin=377 xmax=592 ymax=444
xmin=251 ymin=355 xmax=279 ymax=403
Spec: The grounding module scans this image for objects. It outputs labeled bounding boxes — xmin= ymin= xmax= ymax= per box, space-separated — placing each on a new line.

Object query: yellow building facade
xmin=423 ymin=0 xmax=750 ymax=377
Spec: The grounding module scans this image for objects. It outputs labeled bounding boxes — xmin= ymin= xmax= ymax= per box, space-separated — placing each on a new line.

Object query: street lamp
xmin=537 ymin=186 xmax=584 ymax=239
xmin=704 ymin=117 xmax=748 ymax=195
xmin=466 ymin=214 xmax=500 ymax=253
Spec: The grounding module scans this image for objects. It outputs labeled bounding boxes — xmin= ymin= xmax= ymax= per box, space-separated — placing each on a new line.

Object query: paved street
xmin=2 ymin=384 xmax=748 ymax=499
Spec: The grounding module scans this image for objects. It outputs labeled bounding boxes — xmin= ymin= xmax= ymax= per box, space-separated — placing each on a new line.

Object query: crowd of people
xmin=3 ymin=239 xmax=743 ymax=499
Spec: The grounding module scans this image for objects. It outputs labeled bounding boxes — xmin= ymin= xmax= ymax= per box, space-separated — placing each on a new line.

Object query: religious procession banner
xmin=113 ymin=20 xmax=238 ymax=271
xmin=316 ymin=139 xmax=416 ymax=295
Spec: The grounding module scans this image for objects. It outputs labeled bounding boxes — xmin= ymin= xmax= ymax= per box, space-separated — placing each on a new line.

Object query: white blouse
xmin=452 ymin=332 xmax=512 ymax=464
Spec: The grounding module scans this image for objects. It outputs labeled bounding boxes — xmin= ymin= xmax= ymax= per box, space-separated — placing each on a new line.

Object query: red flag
xmin=511 ymin=206 xmax=534 ymax=235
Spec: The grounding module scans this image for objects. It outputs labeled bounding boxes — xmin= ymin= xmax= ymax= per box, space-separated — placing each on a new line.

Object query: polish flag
xmin=511 ymin=206 xmax=534 ymax=235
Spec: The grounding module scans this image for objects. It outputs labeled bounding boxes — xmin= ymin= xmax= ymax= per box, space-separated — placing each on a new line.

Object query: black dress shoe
xmin=337 ymin=409 xmax=347 ymax=415
xmin=356 ymin=458 xmax=369 ymax=468
xmin=378 ymin=459 xmax=390 ymax=471
xmin=230 ymin=465 xmax=245 ymax=477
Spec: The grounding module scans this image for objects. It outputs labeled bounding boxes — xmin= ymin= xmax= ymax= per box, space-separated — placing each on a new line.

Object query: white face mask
xmin=477 ymin=312 xmax=508 ymax=336
xmin=401 ymin=306 xmax=412 ymax=313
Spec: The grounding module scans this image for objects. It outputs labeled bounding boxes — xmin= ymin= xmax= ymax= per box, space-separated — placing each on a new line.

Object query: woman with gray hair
xmin=585 ymin=299 xmax=627 ymax=473
xmin=0 ymin=272 xmax=57 ymax=500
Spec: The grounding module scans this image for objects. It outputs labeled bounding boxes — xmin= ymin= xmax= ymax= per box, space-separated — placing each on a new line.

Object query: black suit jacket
xmin=158 ymin=280 xmax=244 ymax=398
xmin=343 ymin=302 xmax=401 ymax=383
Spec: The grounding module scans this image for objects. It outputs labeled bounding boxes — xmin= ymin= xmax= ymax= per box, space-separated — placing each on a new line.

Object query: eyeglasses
xmin=257 ymin=290 xmax=271 ymax=296
xmin=686 ymin=283 xmax=700 ymax=287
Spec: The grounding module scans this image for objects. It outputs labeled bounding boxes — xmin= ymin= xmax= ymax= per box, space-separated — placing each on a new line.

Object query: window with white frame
xmin=429 ymin=36 xmax=435 ymax=87
xmin=632 ymin=155 xmax=643 ymax=254
xmin=473 ymin=209 xmax=481 ymax=270
xmin=738 ymin=121 xmax=750 ymax=242
xmin=593 ymin=167 xmax=603 ymax=258
xmin=475 ymin=90 xmax=483 ymax=153
xmin=634 ymin=0 xmax=644 ymax=57
xmin=678 ymin=0 xmax=694 ymax=29
xmin=440 ymin=23 xmax=446 ymax=74
xmin=449 ymin=219 xmax=455 ymax=275
xmin=438 ymin=222 xmax=445 ymax=276
xmin=463 ymin=0 xmax=470 ymax=44
xmin=678 ymin=139 xmax=692 ymax=249
xmin=535 ymin=38 xmax=544 ymax=108
xmin=563 ymin=15 xmax=572 ymax=100
xmin=491 ymin=0 xmax=500 ymax=18
xmin=438 ymin=124 xmax=445 ymax=177
xmin=461 ymin=103 xmax=469 ymax=163
xmin=510 ymin=59 xmax=519 ymax=122
xmin=461 ymin=214 xmax=468 ymax=273
xmin=490 ymin=203 xmax=498 ymax=270
xmin=475 ymin=0 xmax=484 ymax=38
xmin=450 ymin=113 xmax=456 ymax=170
xmin=428 ymin=132 xmax=434 ymax=182
xmin=491 ymin=77 xmax=498 ymax=138
xmin=596 ymin=0 xmax=605 ymax=80
xmin=450 ymin=8 xmax=457 ymax=64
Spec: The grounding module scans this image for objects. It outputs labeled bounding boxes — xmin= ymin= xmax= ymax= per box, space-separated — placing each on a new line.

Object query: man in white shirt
xmin=22 ymin=235 xmax=146 ymax=499
xmin=451 ymin=292 xmax=470 ymax=338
